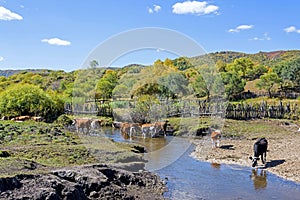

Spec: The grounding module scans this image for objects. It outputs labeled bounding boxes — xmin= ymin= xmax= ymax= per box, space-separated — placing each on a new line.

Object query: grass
xmin=222 ymin=118 xmax=296 ymax=139
xmin=168 ymin=117 xmax=221 ymax=136
xmin=0 ymin=120 xmax=142 ymax=177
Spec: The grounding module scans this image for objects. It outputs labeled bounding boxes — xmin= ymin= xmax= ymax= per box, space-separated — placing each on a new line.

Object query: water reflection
xmin=211 ymin=162 xmax=221 ymax=169
xmin=250 ymin=169 xmax=267 ymax=190
xmin=101 ymin=127 xmax=170 ymax=152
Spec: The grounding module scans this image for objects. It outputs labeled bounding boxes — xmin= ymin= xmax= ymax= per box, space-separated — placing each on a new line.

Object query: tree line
xmin=0 ymin=51 xmax=299 ymax=121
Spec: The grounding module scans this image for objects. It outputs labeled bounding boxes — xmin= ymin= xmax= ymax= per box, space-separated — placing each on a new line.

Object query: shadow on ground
xmin=266 ymin=159 xmax=285 ymax=168
xmin=219 ymin=145 xmax=234 ymax=150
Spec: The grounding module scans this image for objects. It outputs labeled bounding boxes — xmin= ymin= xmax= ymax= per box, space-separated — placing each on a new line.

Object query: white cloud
xmin=228 ymin=24 xmax=254 ymax=33
xmin=41 ymin=38 xmax=71 ymax=46
xmin=172 ymin=1 xmax=219 ymax=15
xmin=0 ymin=6 xmax=23 ymax=20
xmin=0 ymin=56 xmax=4 ymax=61
xmin=284 ymin=26 xmax=300 ymax=33
xmin=154 ymin=5 xmax=161 ymax=12
xmin=251 ymin=33 xmax=271 ymax=41
xmin=148 ymin=4 xmax=161 ymax=14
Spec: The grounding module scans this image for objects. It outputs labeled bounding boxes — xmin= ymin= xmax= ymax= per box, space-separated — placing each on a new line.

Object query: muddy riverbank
xmin=191 ymin=119 xmax=300 ymax=183
xmin=0 ymin=163 xmax=166 ymax=200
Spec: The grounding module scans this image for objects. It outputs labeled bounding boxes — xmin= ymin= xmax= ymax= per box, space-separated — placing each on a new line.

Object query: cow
xmin=91 ymin=119 xmax=102 ymax=130
xmin=211 ymin=129 xmax=222 ymax=148
xmin=154 ymin=121 xmax=168 ymax=137
xmin=112 ymin=121 xmax=122 ymax=129
xmin=120 ymin=123 xmax=141 ymax=139
xmin=141 ymin=123 xmax=156 ymax=138
xmin=249 ymin=138 xmax=268 ymax=167
xmin=31 ymin=116 xmax=43 ymax=122
xmin=73 ymin=118 xmax=93 ymax=134
xmin=1 ymin=116 xmax=9 ymax=120
xmin=12 ymin=115 xmax=31 ymax=121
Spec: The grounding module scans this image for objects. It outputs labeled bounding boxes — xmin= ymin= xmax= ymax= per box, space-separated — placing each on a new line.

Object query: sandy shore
xmin=191 ymin=119 xmax=300 ymax=183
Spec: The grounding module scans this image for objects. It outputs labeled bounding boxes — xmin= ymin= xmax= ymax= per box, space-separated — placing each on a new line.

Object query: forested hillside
xmin=0 ymin=50 xmax=299 ymax=121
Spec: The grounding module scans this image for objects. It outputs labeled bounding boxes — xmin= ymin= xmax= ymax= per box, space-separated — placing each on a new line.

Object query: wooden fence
xmin=65 ymin=99 xmax=112 ymax=117
xmin=65 ymin=99 xmax=299 ymax=120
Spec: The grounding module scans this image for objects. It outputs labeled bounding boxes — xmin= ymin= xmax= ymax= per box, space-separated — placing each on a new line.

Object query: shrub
xmin=0 ymin=84 xmax=63 ymax=121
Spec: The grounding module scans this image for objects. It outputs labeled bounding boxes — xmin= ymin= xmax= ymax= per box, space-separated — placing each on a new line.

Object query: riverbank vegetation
xmin=0 ymin=50 xmax=299 ymax=123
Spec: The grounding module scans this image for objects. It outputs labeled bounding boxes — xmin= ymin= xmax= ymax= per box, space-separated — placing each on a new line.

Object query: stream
xmin=99 ymin=127 xmax=300 ymax=199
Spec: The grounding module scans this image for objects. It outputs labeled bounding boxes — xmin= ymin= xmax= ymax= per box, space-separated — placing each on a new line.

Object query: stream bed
xmin=100 ymin=128 xmax=300 ymax=199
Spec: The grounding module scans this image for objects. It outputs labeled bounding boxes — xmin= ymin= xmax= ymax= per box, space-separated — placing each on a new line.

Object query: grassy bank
xmin=0 ymin=120 xmax=143 ymax=177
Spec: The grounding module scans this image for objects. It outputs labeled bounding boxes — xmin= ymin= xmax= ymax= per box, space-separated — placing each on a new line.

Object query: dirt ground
xmin=191 ymin=120 xmax=300 ymax=183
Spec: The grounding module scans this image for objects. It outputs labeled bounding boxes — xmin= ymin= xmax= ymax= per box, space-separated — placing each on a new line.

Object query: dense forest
xmin=0 ymin=50 xmax=299 ymax=121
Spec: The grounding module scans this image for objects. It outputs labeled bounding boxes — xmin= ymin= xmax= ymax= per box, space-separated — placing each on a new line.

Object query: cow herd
xmin=113 ymin=121 xmax=169 ymax=139
xmin=72 ymin=119 xmax=169 ymax=139
xmin=2 ymin=115 xmax=269 ymax=168
xmin=1 ymin=115 xmax=43 ymax=122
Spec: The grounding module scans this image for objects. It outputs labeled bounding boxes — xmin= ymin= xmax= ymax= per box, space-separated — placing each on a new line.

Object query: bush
xmin=55 ymin=114 xmax=73 ymax=127
xmin=0 ymin=84 xmax=64 ymax=121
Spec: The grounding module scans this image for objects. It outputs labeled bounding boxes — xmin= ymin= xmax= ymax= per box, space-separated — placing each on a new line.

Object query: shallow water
xmin=97 ymin=127 xmax=300 ymax=200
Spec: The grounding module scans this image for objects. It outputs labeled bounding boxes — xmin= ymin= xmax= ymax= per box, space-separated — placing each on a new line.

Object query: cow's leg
xmin=211 ymin=139 xmax=215 ymax=148
xmin=217 ymin=139 xmax=220 ymax=147
xmin=142 ymin=128 xmax=146 ymax=138
xmin=262 ymin=151 xmax=267 ymax=165
xmin=129 ymin=127 xmax=135 ymax=140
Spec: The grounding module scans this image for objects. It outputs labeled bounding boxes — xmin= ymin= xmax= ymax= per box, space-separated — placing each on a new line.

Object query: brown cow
xmin=31 ymin=116 xmax=43 ymax=122
xmin=211 ymin=129 xmax=222 ymax=148
xmin=154 ymin=121 xmax=168 ymax=137
xmin=12 ymin=116 xmax=31 ymax=121
xmin=141 ymin=123 xmax=156 ymax=138
xmin=91 ymin=119 xmax=102 ymax=130
xmin=73 ymin=118 xmax=93 ymax=134
xmin=120 ymin=123 xmax=141 ymax=139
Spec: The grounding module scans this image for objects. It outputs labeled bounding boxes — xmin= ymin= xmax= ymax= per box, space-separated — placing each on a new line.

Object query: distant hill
xmin=1 ymin=50 xmax=300 ymax=77
xmin=0 ymin=69 xmax=52 ymax=77
xmin=0 ymin=70 xmax=23 ymax=77
xmin=190 ymin=50 xmax=300 ymax=67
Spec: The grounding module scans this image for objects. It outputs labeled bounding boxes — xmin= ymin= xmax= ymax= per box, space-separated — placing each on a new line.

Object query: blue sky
xmin=0 ymin=0 xmax=299 ymax=71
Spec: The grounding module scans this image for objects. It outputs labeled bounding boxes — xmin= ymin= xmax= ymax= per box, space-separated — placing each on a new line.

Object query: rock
xmin=0 ymin=164 xmax=166 ymax=200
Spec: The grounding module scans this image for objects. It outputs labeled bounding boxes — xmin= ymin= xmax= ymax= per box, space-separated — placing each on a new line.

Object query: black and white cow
xmin=249 ymin=138 xmax=268 ymax=167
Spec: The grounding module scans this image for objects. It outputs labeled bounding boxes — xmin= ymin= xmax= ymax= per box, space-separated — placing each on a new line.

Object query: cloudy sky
xmin=0 ymin=0 xmax=299 ymax=71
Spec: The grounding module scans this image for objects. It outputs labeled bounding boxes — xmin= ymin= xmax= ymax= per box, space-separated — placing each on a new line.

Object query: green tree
xmin=158 ymin=72 xmax=189 ymax=98
xmin=173 ymin=57 xmax=194 ymax=71
xmin=131 ymin=95 xmax=160 ymax=123
xmin=96 ymin=70 xmax=119 ymax=99
xmin=274 ymin=57 xmax=300 ymax=91
xmin=230 ymin=58 xmax=254 ymax=79
xmin=0 ymin=84 xmax=62 ymax=120
xmin=221 ymin=72 xmax=245 ymax=100
xmin=90 ymin=60 xmax=99 ymax=68
xmin=216 ymin=60 xmax=227 ymax=72
xmin=191 ymin=75 xmax=209 ymax=98
xmin=256 ymin=72 xmax=281 ymax=98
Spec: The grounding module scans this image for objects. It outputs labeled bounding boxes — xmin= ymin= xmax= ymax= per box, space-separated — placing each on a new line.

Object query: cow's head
xmin=249 ymin=156 xmax=260 ymax=167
